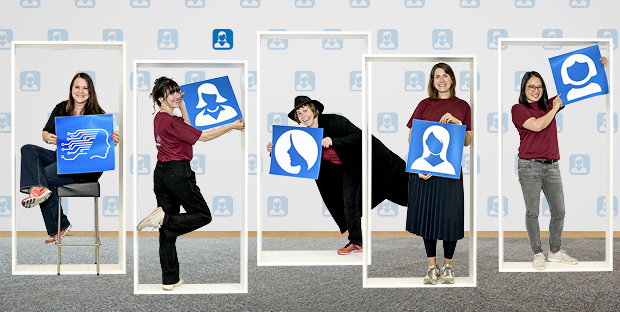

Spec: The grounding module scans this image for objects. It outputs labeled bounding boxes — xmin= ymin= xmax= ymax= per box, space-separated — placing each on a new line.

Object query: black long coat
xmin=315 ymin=114 xmax=409 ymax=233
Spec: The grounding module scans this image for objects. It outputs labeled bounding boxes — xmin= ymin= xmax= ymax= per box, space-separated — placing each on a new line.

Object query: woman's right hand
xmin=232 ymin=118 xmax=245 ymax=131
xmin=552 ymin=94 xmax=563 ymax=111
xmin=46 ymin=133 xmax=58 ymax=145
xmin=418 ymin=173 xmax=432 ymax=180
xmin=267 ymin=142 xmax=273 ymax=154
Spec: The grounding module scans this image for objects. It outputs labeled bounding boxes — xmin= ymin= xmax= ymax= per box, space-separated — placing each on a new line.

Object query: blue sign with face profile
xmin=180 ymin=76 xmax=243 ymax=131
xmin=406 ymin=120 xmax=466 ymax=179
xmin=270 ymin=125 xmax=323 ymax=179
xmin=549 ymin=45 xmax=609 ymax=105
xmin=56 ymin=114 xmax=115 ymax=174
xmin=0 ymin=29 xmax=13 ymax=50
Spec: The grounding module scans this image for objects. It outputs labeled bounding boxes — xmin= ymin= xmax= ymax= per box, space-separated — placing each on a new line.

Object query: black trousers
xmin=423 ymin=238 xmax=457 ymax=259
xmin=153 ymin=160 xmax=212 ymax=285
xmin=343 ymin=170 xmax=362 ymax=246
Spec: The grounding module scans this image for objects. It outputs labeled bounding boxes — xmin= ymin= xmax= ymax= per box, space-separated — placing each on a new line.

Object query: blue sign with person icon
xmin=549 ymin=45 xmax=609 ymax=105
xmin=569 ymin=154 xmax=590 ymax=175
xmin=180 ymin=76 xmax=243 ymax=131
xmin=48 ymin=29 xmax=68 ymax=41
xmin=350 ymin=0 xmax=369 ymax=8
xmin=350 ymin=71 xmax=362 ymax=91
xmin=191 ymin=154 xmax=206 ymax=175
xmin=515 ymin=0 xmax=535 ymax=8
xmin=268 ymin=196 xmax=288 ymax=217
xmin=158 ymin=29 xmax=178 ymax=50
xmin=186 ymin=0 xmax=205 ymax=8
xmin=21 ymin=0 xmax=40 ymax=8
xmin=460 ymin=71 xmax=480 ymax=91
xmin=295 ymin=0 xmax=314 ymax=8
xmin=185 ymin=71 xmax=205 ymax=84
xmin=377 ymin=113 xmax=398 ymax=133
xmin=406 ymin=120 xmax=466 ymax=179
xmin=487 ymin=29 xmax=507 ymax=50
xmin=461 ymin=154 xmax=480 ymax=175
xmin=597 ymin=112 xmax=618 ymax=133
xmin=213 ymin=196 xmax=233 ymax=217
xmin=267 ymin=113 xmax=288 ymax=133
xmin=405 ymin=0 xmax=424 ymax=7
xmin=377 ymin=200 xmax=398 ymax=217
xmin=570 ymin=0 xmax=589 ymax=8
xmin=103 ymin=196 xmax=119 ymax=217
xmin=131 ymin=154 xmax=151 ymax=175
xmin=0 ymin=196 xmax=11 ymax=217
xmin=103 ymin=29 xmax=123 ymax=42
xmin=130 ymin=0 xmax=150 ymax=8
xmin=75 ymin=0 xmax=95 ymax=8
xmin=0 ymin=29 xmax=13 ymax=50
xmin=269 ymin=125 xmax=323 ymax=179
xmin=56 ymin=114 xmax=115 ymax=174
xmin=0 ymin=113 xmax=11 ymax=133
xmin=213 ymin=29 xmax=233 ymax=50
xmin=240 ymin=0 xmax=260 ymax=7
xmin=432 ymin=29 xmax=453 ymax=50
xmin=405 ymin=71 xmax=425 ymax=91
xmin=295 ymin=71 xmax=315 ymax=91
xmin=597 ymin=196 xmax=618 ymax=217
xmin=377 ymin=29 xmax=398 ymax=50
xmin=487 ymin=196 xmax=508 ymax=217
xmin=323 ymin=29 xmax=343 ymax=50
xmin=487 ymin=113 xmax=508 ymax=133
xmin=20 ymin=71 xmax=40 ymax=92
xmin=597 ymin=29 xmax=617 ymax=50
xmin=130 ymin=71 xmax=150 ymax=91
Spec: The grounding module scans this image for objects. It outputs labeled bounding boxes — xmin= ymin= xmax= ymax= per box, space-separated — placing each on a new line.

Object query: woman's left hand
xmin=601 ymin=57 xmax=608 ymax=68
xmin=439 ymin=112 xmax=461 ymax=125
xmin=322 ymin=137 xmax=333 ymax=148
xmin=112 ymin=132 xmax=120 ymax=146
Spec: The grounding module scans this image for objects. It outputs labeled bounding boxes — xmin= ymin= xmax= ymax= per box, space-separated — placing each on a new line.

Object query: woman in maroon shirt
xmin=136 ymin=77 xmax=244 ymax=291
xmin=406 ymin=63 xmax=471 ymax=285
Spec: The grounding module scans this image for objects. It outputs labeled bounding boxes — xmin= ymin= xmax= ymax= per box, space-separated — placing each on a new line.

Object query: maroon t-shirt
xmin=511 ymin=97 xmax=559 ymax=160
xmin=406 ymin=97 xmax=472 ymax=130
xmin=154 ymin=112 xmax=202 ymax=162
xmin=321 ymin=146 xmax=343 ymax=165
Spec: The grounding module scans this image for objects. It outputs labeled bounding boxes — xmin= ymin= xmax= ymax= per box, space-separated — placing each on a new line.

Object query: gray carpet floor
xmin=1 ymin=237 xmax=619 ymax=311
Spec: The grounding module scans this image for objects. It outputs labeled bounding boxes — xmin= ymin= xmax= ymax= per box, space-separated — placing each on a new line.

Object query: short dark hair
xmin=518 ymin=71 xmax=549 ymax=111
xmin=150 ymin=76 xmax=181 ymax=114
xmin=428 ymin=63 xmax=457 ymax=100
xmin=293 ymin=103 xmax=320 ymax=124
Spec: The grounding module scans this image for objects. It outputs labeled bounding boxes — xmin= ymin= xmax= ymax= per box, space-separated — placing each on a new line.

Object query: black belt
xmin=533 ymin=158 xmax=558 ymax=164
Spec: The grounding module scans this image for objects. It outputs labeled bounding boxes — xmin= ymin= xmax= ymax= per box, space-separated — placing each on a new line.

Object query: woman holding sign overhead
xmin=511 ymin=57 xmax=607 ymax=271
xmin=406 ymin=63 xmax=471 ymax=285
xmin=19 ymin=72 xmax=120 ymax=244
xmin=136 ymin=77 xmax=244 ymax=291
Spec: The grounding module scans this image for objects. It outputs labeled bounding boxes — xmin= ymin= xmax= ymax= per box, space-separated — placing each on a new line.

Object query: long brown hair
xmin=66 ymin=72 xmax=105 ymax=115
xmin=427 ymin=63 xmax=457 ymax=100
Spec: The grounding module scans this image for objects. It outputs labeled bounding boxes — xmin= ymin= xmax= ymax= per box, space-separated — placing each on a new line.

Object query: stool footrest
xmin=56 ymin=243 xmax=102 ymax=247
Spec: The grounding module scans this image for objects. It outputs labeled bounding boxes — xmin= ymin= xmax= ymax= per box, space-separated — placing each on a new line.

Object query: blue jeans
xmin=517 ymin=158 xmax=565 ymax=254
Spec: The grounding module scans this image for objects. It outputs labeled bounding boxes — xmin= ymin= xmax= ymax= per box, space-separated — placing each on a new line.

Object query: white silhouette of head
xmin=0 ymin=114 xmax=7 ymax=127
xmin=107 ymin=198 xmax=117 ymax=212
xmin=162 ymin=31 xmax=172 ymax=43
xmin=354 ymin=73 xmax=362 ymax=83
xmin=383 ymin=31 xmax=392 ymax=44
xmin=547 ymin=31 xmax=557 ymax=39
xmin=191 ymin=73 xmax=200 ymax=83
xmin=383 ymin=114 xmax=392 ymax=127
xmin=218 ymin=198 xmax=227 ymax=211
xmin=0 ymin=198 xmax=7 ymax=212
xmin=218 ymin=31 xmax=227 ymax=43
xmin=53 ymin=31 xmax=62 ymax=41
xmin=196 ymin=83 xmax=227 ymax=112
xmin=561 ymin=54 xmax=597 ymax=86
xmin=409 ymin=73 xmax=419 ymax=85
xmin=274 ymin=130 xmax=318 ymax=174
xmin=437 ymin=31 xmax=447 ymax=43
xmin=420 ymin=126 xmax=450 ymax=160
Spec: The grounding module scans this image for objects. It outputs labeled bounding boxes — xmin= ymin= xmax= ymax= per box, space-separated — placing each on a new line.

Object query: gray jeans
xmin=517 ymin=158 xmax=565 ymax=254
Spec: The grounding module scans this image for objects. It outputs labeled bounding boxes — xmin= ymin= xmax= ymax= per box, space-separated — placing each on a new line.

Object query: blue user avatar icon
xmin=180 ymin=76 xmax=243 ymax=130
xmin=487 ymin=113 xmax=508 ymax=133
xmin=270 ymin=126 xmax=323 ymax=180
xmin=515 ymin=71 xmax=527 ymax=91
xmin=515 ymin=0 xmax=535 ymax=7
xmin=213 ymin=29 xmax=233 ymax=50
xmin=295 ymin=0 xmax=314 ymax=8
xmin=323 ymin=29 xmax=343 ymax=50
xmin=20 ymin=71 xmax=40 ymax=92
xmin=185 ymin=71 xmax=205 ymax=84
xmin=268 ymin=196 xmax=288 ymax=217
xmin=405 ymin=71 xmax=425 ymax=91
xmin=75 ymin=0 xmax=95 ymax=7
xmin=378 ymin=29 xmax=398 ymax=50
xmin=350 ymin=0 xmax=369 ymax=7
xmin=460 ymin=0 xmax=479 ymax=8
xmin=597 ymin=196 xmax=618 ymax=217
xmin=377 ymin=200 xmax=398 ymax=217
xmin=597 ymin=112 xmax=618 ymax=133
xmin=131 ymin=154 xmax=151 ymax=175
xmin=570 ymin=0 xmax=589 ymax=7
xmin=377 ymin=113 xmax=398 ymax=133
xmin=597 ymin=29 xmax=617 ymax=50
xmin=549 ymin=45 xmax=609 ymax=104
xmin=295 ymin=71 xmax=315 ymax=91
xmin=405 ymin=0 xmax=424 ymax=7
xmin=0 ymin=30 xmax=13 ymax=49
xmin=569 ymin=154 xmax=590 ymax=175
xmin=555 ymin=113 xmax=563 ymax=133
xmin=248 ymin=71 xmax=258 ymax=91
xmin=48 ymin=29 xmax=68 ymax=41
xmin=542 ymin=29 xmax=563 ymax=50
xmin=102 ymin=196 xmax=119 ymax=217
xmin=267 ymin=113 xmax=288 ymax=133
xmin=186 ymin=0 xmax=205 ymax=8
xmin=130 ymin=71 xmax=150 ymax=91
xmin=432 ymin=29 xmax=453 ymax=50
xmin=487 ymin=196 xmax=508 ymax=217
xmin=241 ymin=0 xmax=260 ymax=7
xmin=407 ymin=120 xmax=466 ymax=179
xmin=488 ymin=29 xmax=508 ymax=50
xmin=350 ymin=71 xmax=362 ymax=91
xmin=460 ymin=71 xmax=480 ymax=91
xmin=248 ymin=154 xmax=262 ymax=175
xmin=21 ymin=0 xmax=40 ymax=8
xmin=191 ymin=154 xmax=205 ymax=175
xmin=268 ymin=29 xmax=288 ymax=50
xmin=103 ymin=29 xmax=123 ymax=42
xmin=213 ymin=196 xmax=233 ymax=216
xmin=541 ymin=197 xmax=550 ymax=217
xmin=0 ymin=113 xmax=11 ymax=133
xmin=462 ymin=154 xmax=480 ymax=175
xmin=0 ymin=197 xmax=11 ymax=217
xmin=130 ymin=0 xmax=150 ymax=8
xmin=158 ymin=29 xmax=178 ymax=50
xmin=322 ymin=201 xmax=331 ymax=217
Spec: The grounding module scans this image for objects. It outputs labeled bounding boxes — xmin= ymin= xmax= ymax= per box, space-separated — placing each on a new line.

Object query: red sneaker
xmin=21 ymin=187 xmax=52 ymax=208
xmin=45 ymin=224 xmax=71 ymax=245
xmin=337 ymin=243 xmax=363 ymax=255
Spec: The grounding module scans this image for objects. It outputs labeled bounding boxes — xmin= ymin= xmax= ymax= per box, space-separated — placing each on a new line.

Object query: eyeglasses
xmin=527 ymin=85 xmax=544 ymax=92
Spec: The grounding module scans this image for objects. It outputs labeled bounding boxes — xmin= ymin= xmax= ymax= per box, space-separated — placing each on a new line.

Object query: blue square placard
xmin=269 ymin=125 xmax=323 ymax=179
xmin=406 ymin=120 xmax=466 ymax=179
xmin=56 ymin=114 xmax=115 ymax=174
xmin=549 ymin=45 xmax=608 ymax=105
xmin=180 ymin=76 xmax=243 ymax=130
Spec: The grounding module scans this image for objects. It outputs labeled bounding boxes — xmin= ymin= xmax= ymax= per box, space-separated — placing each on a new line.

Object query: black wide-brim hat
xmin=288 ymin=95 xmax=324 ymax=122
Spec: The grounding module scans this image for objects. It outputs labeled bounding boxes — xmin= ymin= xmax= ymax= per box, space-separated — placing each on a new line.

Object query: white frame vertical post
xmin=498 ymin=38 xmax=613 ymax=272
xmin=132 ymin=60 xmax=248 ymax=294
xmin=11 ymin=41 xmax=126 ymax=275
xmin=362 ymin=55 xmax=477 ymax=288
xmin=256 ymin=31 xmax=370 ymax=266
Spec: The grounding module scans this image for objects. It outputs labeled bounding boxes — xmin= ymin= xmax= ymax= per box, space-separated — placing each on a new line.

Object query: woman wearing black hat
xmin=267 ymin=95 xmax=409 ymax=254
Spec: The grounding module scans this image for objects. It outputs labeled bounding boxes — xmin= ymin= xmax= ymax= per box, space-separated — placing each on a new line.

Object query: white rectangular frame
xmin=498 ymin=38 xmax=613 ymax=272
xmin=257 ymin=31 xmax=371 ymax=266
xmin=362 ymin=55 xmax=477 ymax=287
xmin=133 ymin=60 xmax=248 ymax=294
xmin=11 ymin=41 xmax=127 ymax=275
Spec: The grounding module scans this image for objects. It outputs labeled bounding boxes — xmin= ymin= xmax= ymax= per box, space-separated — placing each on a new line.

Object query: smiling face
xmin=295 ymin=104 xmax=318 ymax=128
xmin=525 ymin=76 xmax=543 ymax=103
xmin=432 ymin=68 xmax=452 ymax=98
xmin=72 ymin=78 xmax=89 ymax=105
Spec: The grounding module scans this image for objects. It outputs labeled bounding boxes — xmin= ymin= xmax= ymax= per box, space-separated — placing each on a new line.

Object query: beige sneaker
xmin=547 ymin=250 xmax=578 ymax=265
xmin=137 ymin=207 xmax=164 ymax=231
xmin=441 ymin=264 xmax=455 ymax=284
xmin=533 ymin=252 xmax=546 ymax=270
xmin=423 ymin=265 xmax=439 ymax=285
xmin=162 ymin=279 xmax=183 ymax=291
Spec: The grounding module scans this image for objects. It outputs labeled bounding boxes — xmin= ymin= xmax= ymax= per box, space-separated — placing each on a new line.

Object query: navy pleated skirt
xmin=406 ymin=171 xmax=464 ymax=241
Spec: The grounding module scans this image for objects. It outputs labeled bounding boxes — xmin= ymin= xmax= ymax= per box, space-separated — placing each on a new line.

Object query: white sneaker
xmin=441 ymin=264 xmax=455 ymax=284
xmin=137 ymin=207 xmax=164 ymax=231
xmin=162 ymin=279 xmax=183 ymax=291
xmin=547 ymin=250 xmax=578 ymax=265
xmin=533 ymin=253 xmax=546 ymax=270
xmin=423 ymin=265 xmax=439 ymax=285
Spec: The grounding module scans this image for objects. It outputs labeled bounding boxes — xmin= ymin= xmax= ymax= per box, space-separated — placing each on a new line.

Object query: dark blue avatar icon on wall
xmin=180 ymin=76 xmax=243 ymax=131
xmin=213 ymin=29 xmax=233 ymax=50
xmin=270 ymin=126 xmax=323 ymax=179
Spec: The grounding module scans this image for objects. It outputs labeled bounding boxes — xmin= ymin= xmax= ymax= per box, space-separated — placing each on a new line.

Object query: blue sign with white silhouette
xmin=378 ymin=29 xmax=398 ymax=49
xmin=103 ymin=29 xmax=123 ymax=42
xmin=597 ymin=29 xmax=617 ymax=50
xmin=131 ymin=71 xmax=150 ymax=91
xmin=75 ymin=0 xmax=95 ymax=8
xmin=570 ymin=0 xmax=589 ymax=8
xmin=460 ymin=71 xmax=480 ymax=91
xmin=268 ymin=29 xmax=288 ymax=50
xmin=186 ymin=0 xmax=205 ymax=8
xmin=407 ymin=120 xmax=465 ymax=179
xmin=191 ymin=154 xmax=205 ymax=175
xmin=185 ymin=71 xmax=205 ymax=84
xmin=405 ymin=71 xmax=425 ymax=91
xmin=460 ymin=0 xmax=479 ymax=8
xmin=180 ymin=76 xmax=243 ymax=131
xmin=158 ymin=29 xmax=177 ymax=49
xmin=0 ymin=196 xmax=11 ymax=217
xmin=295 ymin=71 xmax=315 ymax=91
xmin=405 ymin=0 xmax=424 ymax=7
xmin=213 ymin=196 xmax=233 ymax=216
xmin=248 ymin=154 xmax=261 ymax=175
xmin=270 ymin=125 xmax=323 ymax=179
xmin=213 ymin=29 xmax=233 ymax=50
xmin=377 ymin=200 xmax=398 ymax=217
xmin=240 ymin=0 xmax=260 ymax=7
xmin=432 ymin=29 xmax=453 ymax=50
xmin=48 ymin=29 xmax=68 ymax=41
xmin=515 ymin=0 xmax=534 ymax=8
xmin=487 ymin=196 xmax=508 ymax=217
xmin=377 ymin=113 xmax=398 ymax=133
xmin=487 ymin=113 xmax=508 ymax=133
xmin=130 ymin=0 xmax=150 ymax=8
xmin=350 ymin=71 xmax=362 ymax=91
xmin=350 ymin=0 xmax=369 ymax=7
xmin=131 ymin=154 xmax=151 ymax=175
xmin=103 ymin=196 xmax=119 ymax=217
xmin=295 ymin=0 xmax=314 ymax=8
xmin=268 ymin=196 xmax=288 ymax=217
xmin=487 ymin=29 xmax=507 ymax=50
xmin=0 ymin=29 xmax=13 ymax=50
xmin=549 ymin=45 xmax=609 ymax=105
xmin=56 ymin=114 xmax=115 ymax=174
xmin=597 ymin=196 xmax=618 ymax=217
xmin=323 ymin=29 xmax=343 ymax=50
xmin=267 ymin=113 xmax=288 ymax=133
xmin=597 ymin=112 xmax=618 ymax=133
xmin=569 ymin=154 xmax=590 ymax=175
xmin=21 ymin=0 xmax=40 ymax=8
xmin=0 ymin=113 xmax=11 ymax=133
xmin=462 ymin=154 xmax=480 ymax=175
xmin=542 ymin=29 xmax=563 ymax=50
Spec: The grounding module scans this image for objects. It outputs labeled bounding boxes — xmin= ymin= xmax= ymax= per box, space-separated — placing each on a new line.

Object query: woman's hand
xmin=232 ymin=118 xmax=245 ymax=131
xmin=46 ymin=133 xmax=58 ymax=145
xmin=552 ymin=94 xmax=563 ymax=111
xmin=322 ymin=137 xmax=333 ymax=148
xmin=601 ymin=57 xmax=608 ymax=68
xmin=439 ymin=112 xmax=462 ymax=125
xmin=267 ymin=142 xmax=272 ymax=154
xmin=418 ymin=173 xmax=432 ymax=180
xmin=111 ymin=132 xmax=120 ymax=146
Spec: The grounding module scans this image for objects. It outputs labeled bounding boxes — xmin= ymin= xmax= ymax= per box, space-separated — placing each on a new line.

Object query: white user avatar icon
xmin=489 ymin=198 xmax=500 ymax=216
xmin=379 ymin=114 xmax=396 ymax=132
xmin=214 ymin=198 xmax=231 ymax=216
xmin=274 ymin=130 xmax=318 ymax=174
xmin=296 ymin=0 xmax=313 ymax=7
xmin=296 ymin=73 xmax=313 ymax=91
xmin=0 ymin=114 xmax=10 ymax=131
xmin=22 ymin=73 xmax=39 ymax=91
xmin=489 ymin=31 xmax=502 ymax=49
xmin=131 ymin=0 xmax=149 ymax=7
xmin=411 ymin=125 xmax=456 ymax=175
xmin=462 ymin=72 xmax=471 ymax=91
xmin=350 ymin=0 xmax=368 ymax=7
xmin=107 ymin=31 xmax=118 ymax=41
xmin=323 ymin=38 xmax=341 ymax=49
xmin=489 ymin=114 xmax=499 ymax=132
xmin=106 ymin=198 xmax=118 ymax=215
xmin=248 ymin=72 xmax=257 ymax=90
xmin=0 ymin=198 xmax=9 ymax=216
xmin=406 ymin=73 xmax=423 ymax=91
xmin=191 ymin=156 xmax=204 ymax=174
xmin=21 ymin=0 xmax=39 ymax=7
xmin=561 ymin=54 xmax=602 ymax=101
xmin=159 ymin=31 xmax=176 ymax=49
xmin=0 ymin=31 xmax=9 ymax=48
xmin=405 ymin=0 xmax=423 ymax=7
xmin=515 ymin=0 xmax=533 ymax=7
xmin=137 ymin=73 xmax=149 ymax=91
xmin=434 ymin=31 xmax=451 ymax=49
xmin=269 ymin=114 xmax=282 ymax=132
xmin=268 ymin=38 xmax=286 ymax=49
xmin=241 ymin=0 xmax=259 ymax=7
xmin=378 ymin=202 xmax=395 ymax=216
xmin=351 ymin=73 xmax=362 ymax=91
xmin=214 ymin=31 xmax=231 ymax=49
xmin=76 ymin=0 xmax=94 ymax=7
xmin=194 ymin=83 xmax=236 ymax=127
xmin=269 ymin=198 xmax=285 ymax=216
xmin=460 ymin=0 xmax=478 ymax=7
xmin=379 ymin=31 xmax=396 ymax=49
xmin=571 ymin=0 xmax=588 ymax=7
xmin=186 ymin=0 xmax=204 ymax=7
xmin=571 ymin=156 xmax=587 ymax=174
xmin=137 ymin=156 xmax=149 ymax=174
xmin=52 ymin=31 xmax=63 ymax=41
xmin=190 ymin=73 xmax=200 ymax=83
